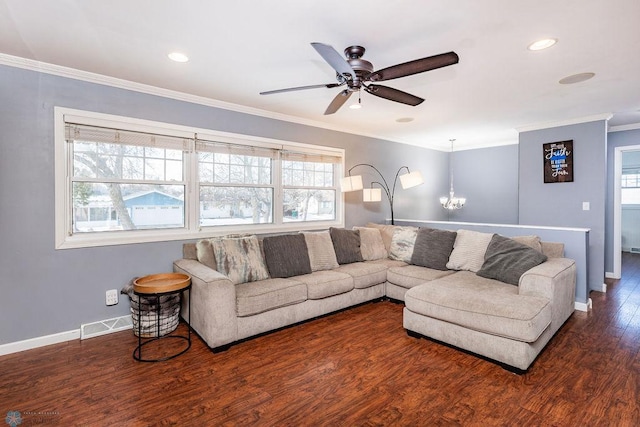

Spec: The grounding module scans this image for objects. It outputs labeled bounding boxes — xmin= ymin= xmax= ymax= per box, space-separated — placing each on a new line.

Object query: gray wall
xmin=0 ymin=64 xmax=447 ymax=344
xmin=519 ymin=120 xmax=608 ymax=293
xmin=605 ymin=128 xmax=640 ymax=271
xmin=445 ymin=145 xmax=519 ymax=224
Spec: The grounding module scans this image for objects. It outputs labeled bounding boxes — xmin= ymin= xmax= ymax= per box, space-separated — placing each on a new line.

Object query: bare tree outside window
xmin=71 ymin=139 xmax=185 ymax=232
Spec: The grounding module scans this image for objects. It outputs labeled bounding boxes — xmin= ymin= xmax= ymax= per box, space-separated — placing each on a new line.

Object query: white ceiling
xmin=1 ymin=0 xmax=639 ymax=150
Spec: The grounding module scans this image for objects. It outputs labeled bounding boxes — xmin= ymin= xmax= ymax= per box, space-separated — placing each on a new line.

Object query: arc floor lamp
xmin=340 ymin=163 xmax=424 ymax=225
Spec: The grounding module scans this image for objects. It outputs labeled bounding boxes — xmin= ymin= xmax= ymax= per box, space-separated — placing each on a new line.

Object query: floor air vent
xmin=81 ymin=315 xmax=132 ymax=340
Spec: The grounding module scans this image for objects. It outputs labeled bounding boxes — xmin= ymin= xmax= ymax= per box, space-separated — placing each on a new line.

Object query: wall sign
xmin=543 ymin=140 xmax=573 ymax=183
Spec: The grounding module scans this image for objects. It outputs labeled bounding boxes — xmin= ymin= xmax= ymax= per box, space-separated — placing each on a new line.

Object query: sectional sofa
xmin=173 ymin=223 xmax=576 ymax=371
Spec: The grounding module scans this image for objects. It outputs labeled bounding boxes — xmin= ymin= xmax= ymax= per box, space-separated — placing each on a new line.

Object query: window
xmin=55 ymin=108 xmax=344 ymax=248
xmin=67 ymin=124 xmax=189 ymax=234
xmin=197 ymin=141 xmax=276 ymax=226
xmin=281 ymin=153 xmax=339 ymax=222
xmin=622 ymin=172 xmax=640 ymax=205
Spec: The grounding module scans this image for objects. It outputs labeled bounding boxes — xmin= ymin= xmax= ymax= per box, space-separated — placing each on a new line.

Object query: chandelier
xmin=440 ymin=139 xmax=466 ymax=210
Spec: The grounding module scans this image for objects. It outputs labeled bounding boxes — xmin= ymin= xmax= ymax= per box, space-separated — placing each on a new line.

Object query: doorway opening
xmin=613 ymin=145 xmax=640 ymax=279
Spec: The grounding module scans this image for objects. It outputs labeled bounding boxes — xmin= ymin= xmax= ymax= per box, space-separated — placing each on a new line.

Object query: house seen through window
xmin=56 ymin=108 xmax=344 ymax=248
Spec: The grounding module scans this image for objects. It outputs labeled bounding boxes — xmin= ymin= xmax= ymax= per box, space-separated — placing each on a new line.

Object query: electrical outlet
xmin=106 ymin=289 xmax=118 ymax=306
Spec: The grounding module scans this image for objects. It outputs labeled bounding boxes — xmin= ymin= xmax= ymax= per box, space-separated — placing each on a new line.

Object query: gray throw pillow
xmin=262 ymin=234 xmax=312 ymax=278
xmin=329 ymin=227 xmax=364 ymax=265
xmin=410 ymin=228 xmax=457 ymax=270
xmin=477 ymin=234 xmax=548 ymax=286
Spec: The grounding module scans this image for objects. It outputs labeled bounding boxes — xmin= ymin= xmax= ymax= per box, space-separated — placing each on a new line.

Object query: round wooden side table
xmin=132 ymin=273 xmax=191 ymax=362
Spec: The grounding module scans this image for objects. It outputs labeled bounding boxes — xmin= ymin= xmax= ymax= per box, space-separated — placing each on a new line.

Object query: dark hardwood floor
xmin=2 ymin=254 xmax=640 ymax=426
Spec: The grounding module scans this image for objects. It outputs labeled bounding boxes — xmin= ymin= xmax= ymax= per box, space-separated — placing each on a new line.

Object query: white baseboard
xmin=0 ymin=329 xmax=80 ymax=356
xmin=0 ymin=315 xmax=133 ymax=356
xmin=605 ymin=272 xmax=619 ymax=280
xmin=574 ymin=298 xmax=593 ymax=312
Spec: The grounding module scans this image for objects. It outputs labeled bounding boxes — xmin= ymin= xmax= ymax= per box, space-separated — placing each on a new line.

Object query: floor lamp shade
xmin=340 ymin=175 xmax=363 ymax=192
xmin=399 ymin=170 xmax=424 ymax=189
xmin=362 ymin=188 xmax=382 ymax=202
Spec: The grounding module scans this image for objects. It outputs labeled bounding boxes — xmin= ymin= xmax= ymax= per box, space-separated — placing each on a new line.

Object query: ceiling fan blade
xmin=365 ymin=84 xmax=424 ymax=106
xmin=367 ymin=51 xmax=459 ymax=82
xmin=311 ymin=42 xmax=355 ymax=80
xmin=260 ymin=83 xmax=341 ymax=95
xmin=324 ymin=90 xmax=353 ymax=115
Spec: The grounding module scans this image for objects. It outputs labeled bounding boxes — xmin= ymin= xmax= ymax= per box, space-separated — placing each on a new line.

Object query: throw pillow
xmin=477 ymin=234 xmax=548 ymax=286
xmin=365 ymin=222 xmax=398 ymax=253
xmin=196 ymin=238 xmax=217 ymax=270
xmin=302 ymin=231 xmax=339 ymax=271
xmin=329 ymin=227 xmax=364 ymax=264
xmin=212 ymin=236 xmax=270 ymax=284
xmin=446 ymin=229 xmax=495 ymax=272
xmin=389 ymin=226 xmax=418 ymax=262
xmin=262 ymin=234 xmax=312 ymax=278
xmin=353 ymin=226 xmax=387 ymax=260
xmin=410 ymin=228 xmax=457 ymax=270
xmin=512 ymin=235 xmax=543 ymax=253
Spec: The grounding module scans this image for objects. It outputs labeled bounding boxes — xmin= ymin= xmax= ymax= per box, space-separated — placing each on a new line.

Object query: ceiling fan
xmin=260 ymin=42 xmax=459 ymax=115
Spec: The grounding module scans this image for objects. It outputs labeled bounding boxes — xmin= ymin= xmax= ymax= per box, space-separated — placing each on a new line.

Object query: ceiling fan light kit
xmin=261 ymin=42 xmax=459 ymax=115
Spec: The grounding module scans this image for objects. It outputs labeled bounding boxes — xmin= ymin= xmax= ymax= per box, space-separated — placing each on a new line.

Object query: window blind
xmin=65 ymin=124 xmax=192 ymax=151
xmin=196 ymin=140 xmax=278 ymax=159
xmin=281 ymin=150 xmax=342 ymax=164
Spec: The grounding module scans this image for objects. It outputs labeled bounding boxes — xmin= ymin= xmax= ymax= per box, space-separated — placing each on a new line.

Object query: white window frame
xmin=54 ymin=107 xmax=345 ymax=249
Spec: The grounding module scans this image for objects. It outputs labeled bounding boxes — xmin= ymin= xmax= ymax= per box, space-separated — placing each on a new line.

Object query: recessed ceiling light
xmin=527 ymin=38 xmax=558 ymax=51
xmin=349 ymin=103 xmax=362 ymax=110
xmin=168 ymin=52 xmax=189 ymax=63
xmin=559 ymin=72 xmax=595 ymax=84
xmin=395 ymin=117 xmax=414 ymax=123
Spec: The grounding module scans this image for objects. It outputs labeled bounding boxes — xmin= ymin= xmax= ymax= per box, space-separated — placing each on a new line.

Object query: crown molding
xmin=609 ymin=122 xmax=640 ymax=133
xmin=516 ymin=113 xmax=614 ymax=133
xmin=0 ymin=53 xmax=408 ymax=146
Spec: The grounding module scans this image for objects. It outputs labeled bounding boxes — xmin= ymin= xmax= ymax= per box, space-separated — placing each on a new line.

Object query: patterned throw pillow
xmin=446 ymin=229 xmax=495 ymax=272
xmin=302 ymin=231 xmax=339 ymax=271
xmin=212 ymin=236 xmax=270 ymax=284
xmin=353 ymin=226 xmax=387 ymax=260
xmin=389 ymin=226 xmax=418 ymax=262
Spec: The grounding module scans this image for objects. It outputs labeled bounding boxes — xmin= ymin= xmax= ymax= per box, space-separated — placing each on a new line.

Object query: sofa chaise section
xmin=402 ymin=254 xmax=576 ymax=371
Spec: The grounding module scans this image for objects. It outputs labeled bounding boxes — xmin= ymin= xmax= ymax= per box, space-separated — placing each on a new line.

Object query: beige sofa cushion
xmin=302 ymin=231 xmax=339 ymax=271
xmin=405 ymin=271 xmax=552 ymax=342
xmin=236 ymin=278 xmax=307 ymax=317
xmin=334 ymin=262 xmax=388 ymax=289
xmin=295 ymin=270 xmax=354 ymax=299
xmin=387 ymin=265 xmax=455 ymax=289
xmin=541 ymin=241 xmax=565 ymax=258
xmin=365 ymin=222 xmax=397 ymax=253
xmin=512 ymin=235 xmax=543 ymax=253
xmin=195 ymin=239 xmax=217 ymax=270
xmin=446 ymin=229 xmax=494 ymax=272
xmin=353 ymin=226 xmax=387 ymax=260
